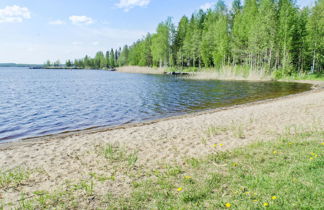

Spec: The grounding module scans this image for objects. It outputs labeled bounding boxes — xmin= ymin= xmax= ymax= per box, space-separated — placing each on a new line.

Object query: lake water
xmin=0 ymin=67 xmax=311 ymax=142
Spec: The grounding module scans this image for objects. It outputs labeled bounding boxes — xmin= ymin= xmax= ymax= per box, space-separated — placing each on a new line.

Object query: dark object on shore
xmin=110 ymin=69 xmax=117 ymax=72
xmin=164 ymin=72 xmax=189 ymax=76
xmin=29 ymin=66 xmax=43 ymax=69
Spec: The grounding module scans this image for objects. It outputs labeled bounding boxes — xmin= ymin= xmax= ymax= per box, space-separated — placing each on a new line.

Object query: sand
xmin=116 ymin=66 xmax=165 ymax=74
xmin=0 ymin=81 xmax=323 ymax=206
xmin=116 ymin=66 xmax=271 ymax=81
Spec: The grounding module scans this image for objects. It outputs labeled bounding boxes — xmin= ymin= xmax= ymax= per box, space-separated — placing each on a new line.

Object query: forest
xmin=51 ymin=0 xmax=323 ymax=76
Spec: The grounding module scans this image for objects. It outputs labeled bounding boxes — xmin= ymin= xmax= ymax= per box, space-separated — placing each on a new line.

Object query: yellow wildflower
xmin=232 ymin=162 xmax=238 ymax=167
xmin=177 ymin=187 xmax=183 ymax=192
xmin=273 ymin=151 xmax=277 ymax=154
xmin=219 ymin=144 xmax=224 ymax=146
xmin=263 ymin=202 xmax=269 ymax=207
xmin=213 ymin=144 xmax=217 ymax=148
xmin=225 ymin=203 xmax=231 ymax=208
xmin=184 ymin=176 xmax=192 ymax=179
xmin=321 ymin=142 xmax=324 ymax=145
xmin=245 ymin=192 xmax=250 ymax=195
xmin=310 ymin=157 xmax=314 ymax=160
xmin=271 ymin=196 xmax=278 ymax=200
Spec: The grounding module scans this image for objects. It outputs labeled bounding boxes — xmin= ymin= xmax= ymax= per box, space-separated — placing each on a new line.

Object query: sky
xmin=0 ymin=0 xmax=315 ymax=64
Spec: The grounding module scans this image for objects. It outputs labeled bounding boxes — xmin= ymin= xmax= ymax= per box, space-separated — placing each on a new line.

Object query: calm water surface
xmin=0 ymin=67 xmax=311 ymax=142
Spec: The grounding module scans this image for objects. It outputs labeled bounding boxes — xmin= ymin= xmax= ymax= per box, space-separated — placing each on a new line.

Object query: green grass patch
xmin=101 ymin=143 xmax=138 ymax=166
xmin=107 ymin=131 xmax=324 ymax=209
xmin=0 ymin=168 xmax=31 ymax=189
xmin=276 ymin=71 xmax=324 ymax=81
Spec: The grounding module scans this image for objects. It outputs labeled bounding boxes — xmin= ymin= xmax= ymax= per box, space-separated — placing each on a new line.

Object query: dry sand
xmin=116 ymin=66 xmax=271 ymax=81
xmin=116 ymin=66 xmax=165 ymax=74
xmin=0 ymin=81 xmax=323 ymax=206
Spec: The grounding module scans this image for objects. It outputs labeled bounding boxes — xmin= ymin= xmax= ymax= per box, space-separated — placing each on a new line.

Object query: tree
xmin=54 ymin=60 xmax=61 ymax=67
xmin=151 ymin=19 xmax=172 ymax=67
xmin=110 ymin=49 xmax=115 ymax=67
xmin=45 ymin=60 xmax=51 ymax=67
xmin=175 ymin=16 xmax=189 ymax=66
xmin=66 ymin=60 xmax=72 ymax=67
xmin=307 ymin=0 xmax=324 ymax=73
xmin=277 ymin=0 xmax=297 ymax=73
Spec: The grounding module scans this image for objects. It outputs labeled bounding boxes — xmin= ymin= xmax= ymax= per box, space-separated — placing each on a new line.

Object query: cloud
xmin=69 ymin=16 xmax=93 ymax=25
xmin=92 ymin=41 xmax=99 ymax=46
xmin=0 ymin=5 xmax=31 ymax=23
xmin=200 ymin=2 xmax=214 ymax=11
xmin=116 ymin=0 xmax=150 ymax=12
xmin=49 ymin=20 xmax=65 ymax=25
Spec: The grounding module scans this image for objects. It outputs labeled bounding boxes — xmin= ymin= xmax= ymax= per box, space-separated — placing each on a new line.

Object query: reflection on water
xmin=0 ymin=68 xmax=311 ymax=142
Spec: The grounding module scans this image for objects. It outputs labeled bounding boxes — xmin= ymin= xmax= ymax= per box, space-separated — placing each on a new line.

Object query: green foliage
xmin=56 ymin=0 xmax=324 ymax=76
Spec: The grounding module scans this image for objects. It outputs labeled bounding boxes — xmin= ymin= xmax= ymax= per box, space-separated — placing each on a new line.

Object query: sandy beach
xmin=0 ymin=81 xmax=323 ymax=207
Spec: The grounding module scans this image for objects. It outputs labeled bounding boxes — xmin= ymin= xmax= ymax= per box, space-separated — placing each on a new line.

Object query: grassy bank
xmin=3 ymin=130 xmax=323 ymax=209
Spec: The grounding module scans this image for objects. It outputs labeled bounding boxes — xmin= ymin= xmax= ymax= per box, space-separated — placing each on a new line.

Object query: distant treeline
xmin=0 ymin=63 xmax=42 ymax=68
xmin=54 ymin=0 xmax=323 ymax=75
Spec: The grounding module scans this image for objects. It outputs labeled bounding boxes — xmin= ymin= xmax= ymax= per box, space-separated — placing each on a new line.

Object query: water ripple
xmin=0 ymin=67 xmax=311 ymax=142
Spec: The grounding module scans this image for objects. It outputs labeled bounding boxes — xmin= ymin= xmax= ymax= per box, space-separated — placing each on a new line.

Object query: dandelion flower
xmin=177 ymin=187 xmax=183 ymax=192
xmin=321 ymin=142 xmax=324 ymax=145
xmin=263 ymin=202 xmax=269 ymax=207
xmin=310 ymin=157 xmax=314 ymax=160
xmin=219 ymin=144 xmax=224 ymax=147
xmin=225 ymin=203 xmax=231 ymax=208
xmin=273 ymin=151 xmax=277 ymax=154
xmin=271 ymin=196 xmax=278 ymax=200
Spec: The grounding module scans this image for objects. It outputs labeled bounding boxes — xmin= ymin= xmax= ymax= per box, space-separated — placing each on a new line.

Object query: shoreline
xmin=1 ymin=80 xmax=322 ymax=149
xmin=0 ymin=80 xmax=323 ymax=207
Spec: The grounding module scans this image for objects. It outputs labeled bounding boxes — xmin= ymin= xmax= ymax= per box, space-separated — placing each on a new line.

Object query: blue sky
xmin=0 ymin=0 xmax=315 ymax=64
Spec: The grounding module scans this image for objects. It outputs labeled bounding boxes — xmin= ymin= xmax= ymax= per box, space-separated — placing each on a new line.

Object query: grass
xmin=106 ymin=131 xmax=324 ymax=209
xmin=0 ymin=168 xmax=30 ymax=189
xmin=206 ymin=123 xmax=246 ymax=139
xmin=101 ymin=143 xmax=138 ymax=166
xmin=167 ymin=65 xmax=324 ymax=81
xmin=2 ymin=131 xmax=323 ymax=209
xmin=279 ymin=72 xmax=324 ymax=81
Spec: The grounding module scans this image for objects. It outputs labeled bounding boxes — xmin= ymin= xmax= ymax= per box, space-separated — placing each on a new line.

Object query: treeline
xmin=45 ymin=49 xmax=121 ymax=69
xmin=62 ymin=0 xmax=324 ymax=74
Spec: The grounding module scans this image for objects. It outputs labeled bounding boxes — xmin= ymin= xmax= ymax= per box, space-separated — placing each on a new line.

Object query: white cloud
xmin=0 ymin=5 xmax=31 ymax=23
xmin=49 ymin=20 xmax=65 ymax=25
xmin=200 ymin=2 xmax=214 ymax=11
xmin=116 ymin=0 xmax=150 ymax=12
xmin=69 ymin=16 xmax=93 ymax=25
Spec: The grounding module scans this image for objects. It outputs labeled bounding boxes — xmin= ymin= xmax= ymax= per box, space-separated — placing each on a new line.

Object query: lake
xmin=0 ymin=67 xmax=311 ymax=142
